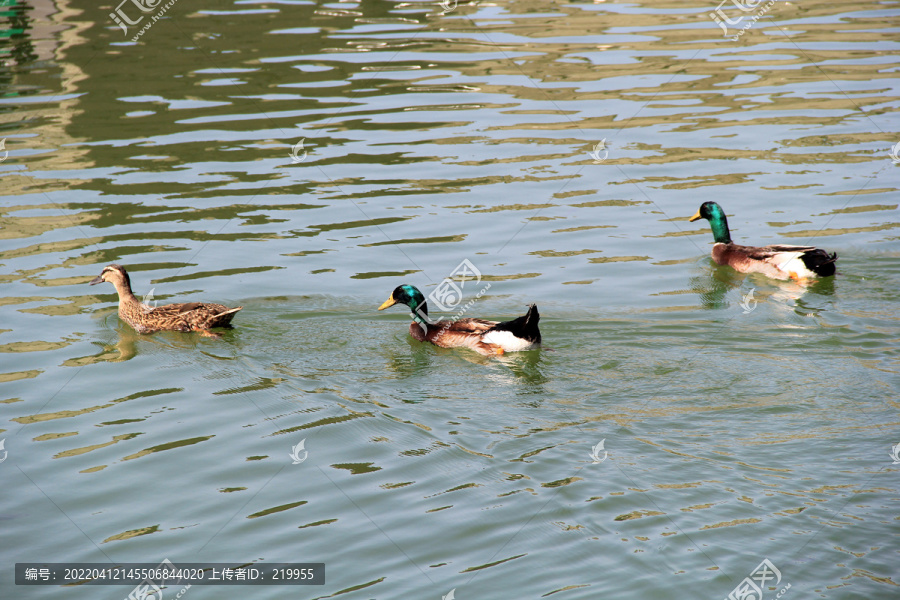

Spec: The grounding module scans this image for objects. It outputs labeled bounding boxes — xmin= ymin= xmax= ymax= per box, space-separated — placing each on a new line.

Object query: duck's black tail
xmin=801 ymin=249 xmax=837 ymax=277
xmin=491 ymin=304 xmax=541 ymax=344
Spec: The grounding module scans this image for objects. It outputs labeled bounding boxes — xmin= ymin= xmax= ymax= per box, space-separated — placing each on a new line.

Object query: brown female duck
xmin=90 ymin=264 xmax=241 ymax=336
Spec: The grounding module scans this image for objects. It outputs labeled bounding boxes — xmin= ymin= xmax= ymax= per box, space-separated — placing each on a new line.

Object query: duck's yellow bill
xmin=378 ymin=296 xmax=396 ymax=310
xmin=689 ymin=210 xmax=702 ymax=222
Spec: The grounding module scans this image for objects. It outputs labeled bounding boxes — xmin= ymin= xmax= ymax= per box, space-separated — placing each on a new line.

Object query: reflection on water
xmin=688 ymin=261 xmax=837 ymax=313
xmin=2 ymin=0 xmax=900 ymax=598
xmin=63 ymin=322 xmax=141 ymax=365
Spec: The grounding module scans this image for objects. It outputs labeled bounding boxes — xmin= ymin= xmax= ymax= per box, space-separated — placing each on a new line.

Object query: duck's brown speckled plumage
xmin=90 ymin=264 xmax=241 ymax=335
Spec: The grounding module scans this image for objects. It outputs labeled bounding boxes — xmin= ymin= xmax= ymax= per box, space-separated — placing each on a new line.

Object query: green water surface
xmin=1 ymin=0 xmax=899 ymax=598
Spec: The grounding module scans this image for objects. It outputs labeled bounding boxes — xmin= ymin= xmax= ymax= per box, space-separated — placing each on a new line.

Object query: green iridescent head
xmin=690 ymin=201 xmax=732 ymax=244
xmin=378 ymin=284 xmax=428 ymax=324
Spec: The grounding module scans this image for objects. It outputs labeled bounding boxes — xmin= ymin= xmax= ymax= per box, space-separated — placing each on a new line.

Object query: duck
xmin=689 ymin=201 xmax=837 ymax=281
xmin=89 ymin=264 xmax=242 ymax=336
xmin=377 ymin=284 xmax=540 ymax=356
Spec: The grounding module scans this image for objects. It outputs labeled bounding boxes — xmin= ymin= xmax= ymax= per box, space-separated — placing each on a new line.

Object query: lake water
xmin=2 ymin=0 xmax=899 ymax=598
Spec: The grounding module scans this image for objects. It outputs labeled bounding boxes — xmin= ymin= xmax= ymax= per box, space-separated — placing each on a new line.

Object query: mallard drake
xmin=90 ymin=264 xmax=242 ymax=336
xmin=377 ymin=284 xmax=540 ymax=356
xmin=689 ymin=201 xmax=837 ymax=281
